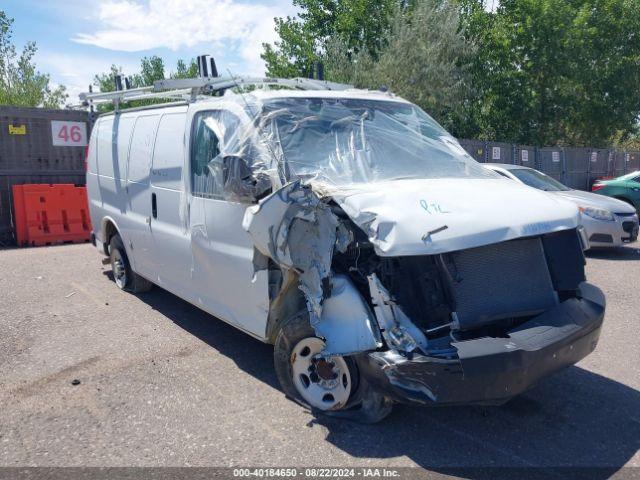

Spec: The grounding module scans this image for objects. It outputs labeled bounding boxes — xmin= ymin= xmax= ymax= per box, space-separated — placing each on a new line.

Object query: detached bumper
xmin=358 ymin=282 xmax=605 ymax=406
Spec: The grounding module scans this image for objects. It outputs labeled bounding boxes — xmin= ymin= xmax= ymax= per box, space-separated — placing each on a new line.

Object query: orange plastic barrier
xmin=12 ymin=184 xmax=92 ymax=247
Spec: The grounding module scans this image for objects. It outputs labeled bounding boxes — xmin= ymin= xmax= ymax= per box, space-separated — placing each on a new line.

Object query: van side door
xmin=148 ymin=110 xmax=191 ymax=293
xmin=95 ymin=114 xmax=134 ymax=215
xmin=125 ymin=114 xmax=160 ymax=279
xmin=188 ymin=109 xmax=270 ymax=339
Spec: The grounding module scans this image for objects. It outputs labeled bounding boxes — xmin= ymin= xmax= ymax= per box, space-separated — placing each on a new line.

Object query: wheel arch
xmin=266 ymin=270 xmax=307 ymax=344
xmin=267 ymin=271 xmax=381 ymax=356
xmin=100 ymin=216 xmax=122 ymax=256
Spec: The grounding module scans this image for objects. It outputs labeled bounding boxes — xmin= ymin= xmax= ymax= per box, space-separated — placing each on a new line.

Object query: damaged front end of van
xmin=241 ymin=177 xmax=604 ymax=415
xmin=217 ymin=93 xmax=605 ymax=420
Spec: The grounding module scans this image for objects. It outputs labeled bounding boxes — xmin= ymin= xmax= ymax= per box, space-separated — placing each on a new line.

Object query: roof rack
xmin=77 ymin=75 xmax=354 ymax=110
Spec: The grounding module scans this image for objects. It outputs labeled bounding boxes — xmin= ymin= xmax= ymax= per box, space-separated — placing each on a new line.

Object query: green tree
xmin=93 ymin=64 xmax=122 ymax=95
xmin=462 ymin=0 xmax=640 ymax=146
xmin=0 ymin=11 xmax=67 ymax=108
xmin=172 ymin=58 xmax=199 ymax=79
xmin=262 ymin=0 xmax=398 ymax=78
xmin=130 ymin=55 xmax=166 ymax=87
xmin=324 ymin=0 xmax=476 ymax=133
xmin=566 ymin=0 xmax=640 ymax=146
xmin=92 ymin=57 xmax=198 ymax=112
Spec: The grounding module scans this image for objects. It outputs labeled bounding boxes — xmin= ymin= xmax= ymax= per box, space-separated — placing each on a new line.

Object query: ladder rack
xmin=77 ymin=75 xmax=353 ymax=110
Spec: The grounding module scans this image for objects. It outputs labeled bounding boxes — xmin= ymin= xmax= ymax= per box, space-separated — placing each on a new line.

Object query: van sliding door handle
xmin=151 ymin=193 xmax=157 ymax=219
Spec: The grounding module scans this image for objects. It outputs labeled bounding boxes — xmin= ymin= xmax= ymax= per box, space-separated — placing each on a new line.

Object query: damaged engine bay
xmin=246 ymin=180 xmax=589 ymax=360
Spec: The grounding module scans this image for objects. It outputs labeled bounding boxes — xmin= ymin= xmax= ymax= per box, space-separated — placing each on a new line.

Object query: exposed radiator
xmin=448 ymin=237 xmax=558 ymax=331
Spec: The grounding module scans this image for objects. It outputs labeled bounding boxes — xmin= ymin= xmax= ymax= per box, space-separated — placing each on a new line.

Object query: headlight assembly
xmin=579 ymin=206 xmax=615 ymax=222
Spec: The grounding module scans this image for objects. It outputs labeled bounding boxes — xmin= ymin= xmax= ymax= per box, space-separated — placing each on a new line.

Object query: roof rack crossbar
xmin=79 ymin=88 xmax=193 ymax=106
xmin=77 ymin=75 xmax=353 ymax=109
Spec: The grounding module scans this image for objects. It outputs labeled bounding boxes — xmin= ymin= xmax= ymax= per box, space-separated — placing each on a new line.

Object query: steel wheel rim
xmin=111 ymin=249 xmax=127 ymax=289
xmin=291 ymin=337 xmax=351 ymax=411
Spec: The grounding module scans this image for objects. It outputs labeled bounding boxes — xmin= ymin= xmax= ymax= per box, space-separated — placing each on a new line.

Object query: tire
xmin=109 ymin=234 xmax=153 ymax=293
xmin=274 ymin=311 xmax=393 ymax=423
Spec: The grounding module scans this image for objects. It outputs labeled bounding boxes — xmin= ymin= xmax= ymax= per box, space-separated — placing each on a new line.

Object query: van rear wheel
xmin=109 ymin=234 xmax=153 ymax=293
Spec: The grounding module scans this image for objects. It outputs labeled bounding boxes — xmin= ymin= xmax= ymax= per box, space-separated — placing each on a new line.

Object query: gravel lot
xmin=0 ymin=242 xmax=639 ymax=470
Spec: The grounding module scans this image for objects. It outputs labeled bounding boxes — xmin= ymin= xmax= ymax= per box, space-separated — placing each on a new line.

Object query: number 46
xmin=58 ymin=125 xmax=82 ymax=142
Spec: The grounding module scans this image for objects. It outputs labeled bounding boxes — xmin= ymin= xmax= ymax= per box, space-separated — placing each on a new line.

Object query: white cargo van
xmin=85 ymin=76 xmax=605 ymax=422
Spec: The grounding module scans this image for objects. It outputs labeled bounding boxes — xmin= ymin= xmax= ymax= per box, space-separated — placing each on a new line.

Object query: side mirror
xmin=222 ymin=155 xmax=271 ymax=202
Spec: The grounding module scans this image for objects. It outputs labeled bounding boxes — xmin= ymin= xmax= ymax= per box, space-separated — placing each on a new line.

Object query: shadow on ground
xmin=587 ymin=245 xmax=640 ymax=261
xmin=111 ymin=272 xmax=640 ymax=475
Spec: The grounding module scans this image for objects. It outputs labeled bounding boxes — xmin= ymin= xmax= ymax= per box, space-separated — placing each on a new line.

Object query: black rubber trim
xmin=357 ymin=282 xmax=605 ymax=406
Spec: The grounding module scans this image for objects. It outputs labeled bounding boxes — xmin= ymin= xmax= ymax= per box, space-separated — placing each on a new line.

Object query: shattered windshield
xmin=260 ymin=97 xmax=496 ymax=185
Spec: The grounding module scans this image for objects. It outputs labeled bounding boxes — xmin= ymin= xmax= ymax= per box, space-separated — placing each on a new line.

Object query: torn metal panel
xmin=317 ymin=275 xmax=382 ymax=355
xmin=242 ymin=181 xmax=337 ymax=323
xmin=243 ymin=181 xmax=381 ymax=356
xmin=367 ymin=273 xmax=429 ymax=354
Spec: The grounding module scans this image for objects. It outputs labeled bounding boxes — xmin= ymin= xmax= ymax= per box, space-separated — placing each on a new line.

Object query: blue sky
xmin=3 ymin=0 xmax=296 ymax=102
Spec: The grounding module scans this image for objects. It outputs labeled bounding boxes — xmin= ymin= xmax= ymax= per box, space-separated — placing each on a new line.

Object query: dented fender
xmin=243 ymin=181 xmax=381 ymax=356
xmin=317 ymin=274 xmax=382 ymax=356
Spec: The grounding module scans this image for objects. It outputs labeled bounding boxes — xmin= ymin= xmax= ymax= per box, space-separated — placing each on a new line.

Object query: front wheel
xmin=274 ymin=312 xmax=392 ymax=422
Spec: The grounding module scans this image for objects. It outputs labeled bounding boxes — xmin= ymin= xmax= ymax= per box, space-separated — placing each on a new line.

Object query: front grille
xmin=448 ymin=237 xmax=558 ymax=331
xmin=615 ymin=212 xmax=636 ymax=217
xmin=622 ymin=221 xmax=637 ymax=233
xmin=589 ymin=233 xmax=614 ymax=243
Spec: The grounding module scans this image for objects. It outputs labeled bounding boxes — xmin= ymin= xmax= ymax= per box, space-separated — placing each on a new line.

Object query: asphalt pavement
xmin=0 ymin=243 xmax=638 ymax=472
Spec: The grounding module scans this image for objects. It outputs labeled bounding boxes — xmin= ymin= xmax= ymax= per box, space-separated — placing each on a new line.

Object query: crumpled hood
xmin=552 ymin=189 xmax=636 ymax=214
xmin=318 ymin=178 xmax=580 ymax=256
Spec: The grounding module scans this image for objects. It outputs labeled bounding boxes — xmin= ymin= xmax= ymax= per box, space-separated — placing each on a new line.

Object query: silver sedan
xmin=485 ymin=163 xmax=639 ymax=248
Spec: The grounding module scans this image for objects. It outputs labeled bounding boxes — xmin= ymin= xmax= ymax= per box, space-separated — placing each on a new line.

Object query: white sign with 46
xmin=51 ymin=121 xmax=87 ymax=147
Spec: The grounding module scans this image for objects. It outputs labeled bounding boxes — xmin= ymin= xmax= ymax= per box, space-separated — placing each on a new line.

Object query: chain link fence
xmin=459 ymin=140 xmax=640 ymax=191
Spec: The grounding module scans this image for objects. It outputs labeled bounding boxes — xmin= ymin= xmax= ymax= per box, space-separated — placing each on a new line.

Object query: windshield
xmin=617 ymin=170 xmax=640 ymax=181
xmin=509 ymin=168 xmax=570 ymax=191
xmin=260 ymin=97 xmax=496 ymax=186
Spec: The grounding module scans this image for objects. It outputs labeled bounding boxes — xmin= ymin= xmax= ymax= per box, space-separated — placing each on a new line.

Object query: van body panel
xmin=97 ymin=116 xmax=136 ymax=250
xmin=190 ymin=195 xmax=270 ymax=338
xmin=88 ymin=102 xmax=271 ymax=339
xmin=184 ymin=104 xmax=270 ymax=338
xmin=125 ymin=114 xmax=161 ymax=277
xmin=86 ymin=120 xmax=101 ymax=245
xmin=148 ymin=110 xmax=192 ymax=294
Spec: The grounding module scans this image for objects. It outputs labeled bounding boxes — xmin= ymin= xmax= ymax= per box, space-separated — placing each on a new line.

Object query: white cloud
xmin=36 ymin=50 xmax=140 ymax=102
xmin=72 ymin=0 xmax=296 ymax=75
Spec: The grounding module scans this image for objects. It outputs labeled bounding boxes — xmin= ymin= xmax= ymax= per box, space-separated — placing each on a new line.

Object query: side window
xmin=190 ymin=110 xmax=244 ymax=198
xmin=495 ymin=170 xmax=511 ymax=179
xmin=191 ymin=112 xmax=222 ymax=198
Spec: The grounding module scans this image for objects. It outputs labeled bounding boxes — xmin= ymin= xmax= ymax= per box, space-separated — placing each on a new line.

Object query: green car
xmin=592 ymin=171 xmax=640 ymax=212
